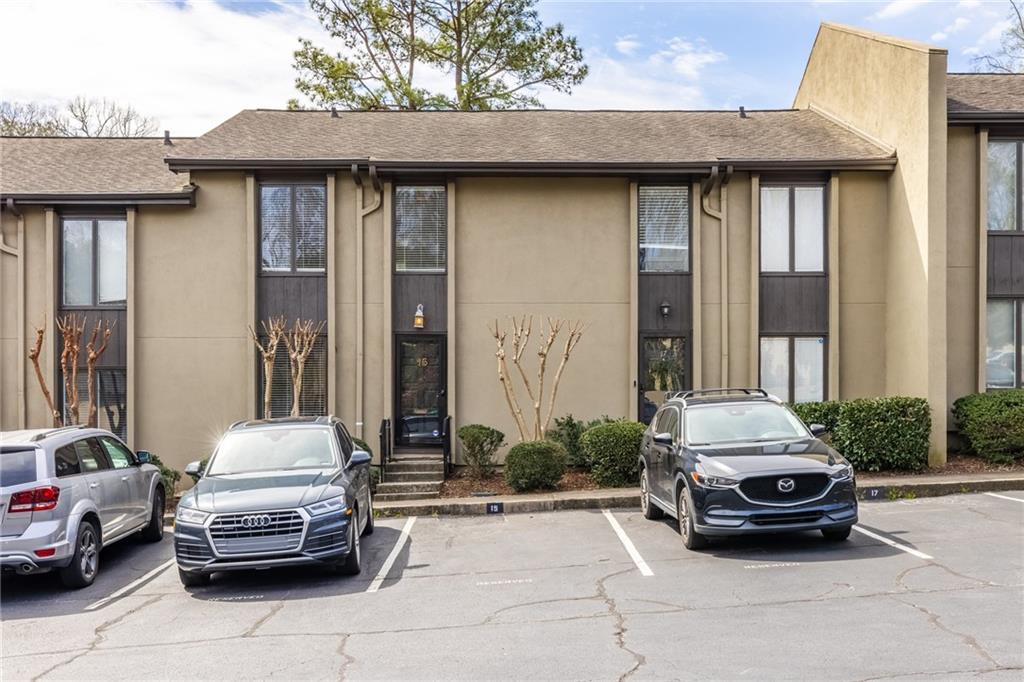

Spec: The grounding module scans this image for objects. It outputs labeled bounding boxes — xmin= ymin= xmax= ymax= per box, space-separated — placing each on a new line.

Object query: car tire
xmin=822 ymin=525 xmax=852 ymax=542
xmin=677 ymin=485 xmax=708 ymax=551
xmin=336 ymin=519 xmax=362 ymax=576
xmin=361 ymin=495 xmax=375 ymax=537
xmin=178 ymin=567 xmax=211 ymax=587
xmin=140 ymin=487 xmax=165 ymax=543
xmin=640 ymin=468 xmax=664 ymax=520
xmin=60 ymin=520 xmax=100 ymax=589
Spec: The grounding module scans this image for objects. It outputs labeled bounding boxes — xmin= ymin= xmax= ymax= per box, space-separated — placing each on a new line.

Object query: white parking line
xmin=602 ymin=510 xmax=654 ymax=576
xmin=852 ymin=526 xmax=933 ymax=560
xmin=984 ymin=492 xmax=1024 ymax=504
xmin=85 ymin=558 xmax=175 ymax=611
xmin=367 ymin=516 xmax=416 ymax=593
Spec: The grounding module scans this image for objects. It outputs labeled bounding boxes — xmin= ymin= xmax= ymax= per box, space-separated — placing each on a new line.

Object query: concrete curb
xmin=856 ymin=475 xmax=1024 ymax=501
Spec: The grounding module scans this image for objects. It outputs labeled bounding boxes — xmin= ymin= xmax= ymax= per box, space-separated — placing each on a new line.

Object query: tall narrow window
xmin=639 ymin=186 xmax=690 ymax=272
xmin=760 ymin=336 xmax=826 ymax=404
xmin=395 ymin=186 xmax=447 ymax=272
xmin=760 ymin=185 xmax=826 ymax=272
xmin=61 ymin=217 xmax=127 ymax=306
xmin=988 ymin=141 xmax=1019 ymax=232
xmin=259 ymin=184 xmax=326 ymax=272
xmin=987 ymin=300 xmax=1021 ymax=389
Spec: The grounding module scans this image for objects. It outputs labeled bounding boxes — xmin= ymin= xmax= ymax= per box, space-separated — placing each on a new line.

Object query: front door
xmin=395 ymin=335 xmax=446 ymax=448
xmin=639 ymin=335 xmax=688 ymax=424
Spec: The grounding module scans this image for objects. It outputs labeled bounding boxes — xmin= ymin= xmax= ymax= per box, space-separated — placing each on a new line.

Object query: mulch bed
xmin=440 ymin=469 xmax=600 ymax=498
xmin=865 ymin=454 xmax=1024 ymax=478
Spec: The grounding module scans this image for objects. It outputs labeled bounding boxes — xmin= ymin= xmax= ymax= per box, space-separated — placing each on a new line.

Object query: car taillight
xmin=8 ymin=486 xmax=60 ymax=513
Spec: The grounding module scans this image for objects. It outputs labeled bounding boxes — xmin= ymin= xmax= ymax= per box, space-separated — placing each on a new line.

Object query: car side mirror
xmin=185 ymin=460 xmax=204 ymax=482
xmin=809 ymin=424 xmax=829 ymax=438
xmin=653 ymin=432 xmax=674 ymax=446
xmin=136 ymin=450 xmax=153 ymax=465
xmin=350 ymin=450 xmax=372 ymax=468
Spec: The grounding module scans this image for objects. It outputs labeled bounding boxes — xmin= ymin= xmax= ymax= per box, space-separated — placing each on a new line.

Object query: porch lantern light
xmin=659 ymin=301 xmax=671 ymax=319
xmin=413 ymin=304 xmax=425 ymax=329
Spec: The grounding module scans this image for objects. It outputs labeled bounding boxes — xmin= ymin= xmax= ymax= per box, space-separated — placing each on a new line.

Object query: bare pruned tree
xmin=85 ymin=318 xmax=115 ymax=428
xmin=284 ymin=319 xmax=326 ymax=417
xmin=488 ymin=316 xmax=585 ymax=442
xmin=0 ymin=101 xmax=63 ymax=136
xmin=975 ymin=0 xmax=1024 ymax=72
xmin=56 ymin=314 xmax=87 ymax=425
xmin=1 ymin=97 xmax=158 ymax=137
xmin=28 ymin=316 xmax=61 ymax=426
xmin=249 ymin=316 xmax=287 ymax=418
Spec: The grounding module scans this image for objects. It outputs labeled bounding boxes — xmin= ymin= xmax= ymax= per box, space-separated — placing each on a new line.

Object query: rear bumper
xmin=0 ymin=519 xmax=75 ymax=572
xmin=692 ymin=480 xmax=858 ymax=536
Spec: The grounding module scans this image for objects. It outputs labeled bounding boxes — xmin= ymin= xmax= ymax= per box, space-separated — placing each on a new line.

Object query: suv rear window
xmin=1 ymin=448 xmax=38 ymax=487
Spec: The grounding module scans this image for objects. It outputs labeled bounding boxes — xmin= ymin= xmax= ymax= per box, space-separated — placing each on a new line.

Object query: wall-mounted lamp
xmin=413 ymin=303 xmax=425 ymax=329
xmin=659 ymin=301 xmax=671 ymax=319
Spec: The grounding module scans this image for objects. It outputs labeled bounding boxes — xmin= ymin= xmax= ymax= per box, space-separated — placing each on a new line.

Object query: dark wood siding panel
xmin=393 ymin=274 xmax=447 ymax=333
xmin=55 ymin=308 xmax=127 ymax=368
xmin=759 ymin=275 xmax=828 ymax=334
xmin=639 ymin=274 xmax=692 ymax=334
xmin=257 ymin=276 xmax=328 ymax=322
xmin=988 ymin=233 xmax=1024 ymax=297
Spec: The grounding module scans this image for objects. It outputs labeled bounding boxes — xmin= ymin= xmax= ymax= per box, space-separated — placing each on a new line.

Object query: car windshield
xmin=206 ymin=428 xmax=337 ymax=475
xmin=685 ymin=402 xmax=810 ymax=446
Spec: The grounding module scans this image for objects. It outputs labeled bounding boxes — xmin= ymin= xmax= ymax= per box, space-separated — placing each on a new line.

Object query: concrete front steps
xmin=374 ymin=451 xmax=445 ymax=502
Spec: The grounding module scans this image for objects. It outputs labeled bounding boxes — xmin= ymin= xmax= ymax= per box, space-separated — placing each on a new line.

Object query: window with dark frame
xmin=760 ymin=336 xmax=826 ymax=404
xmin=987 ymin=140 xmax=1023 ymax=232
xmin=986 ymin=299 xmax=1022 ymax=389
xmin=61 ymin=217 xmax=127 ymax=307
xmin=639 ymin=186 xmax=690 ymax=273
xmin=394 ymin=185 xmax=447 ymax=273
xmin=760 ymin=185 xmax=825 ymax=273
xmin=259 ymin=183 xmax=327 ymax=272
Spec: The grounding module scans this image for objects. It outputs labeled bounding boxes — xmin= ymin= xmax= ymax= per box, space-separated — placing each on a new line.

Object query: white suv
xmin=0 ymin=426 xmax=165 ymax=588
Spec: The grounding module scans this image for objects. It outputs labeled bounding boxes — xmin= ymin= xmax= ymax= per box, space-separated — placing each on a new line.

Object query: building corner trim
xmin=977 ymin=129 xmax=988 ymax=393
xmin=126 ymin=208 xmax=137 ymax=448
xmin=828 ymin=174 xmax=840 ymax=400
xmin=629 ymin=181 xmax=639 ymax=417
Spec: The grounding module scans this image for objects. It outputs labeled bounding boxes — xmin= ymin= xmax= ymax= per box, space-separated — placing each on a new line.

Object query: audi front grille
xmin=208 ymin=510 xmax=305 ymax=555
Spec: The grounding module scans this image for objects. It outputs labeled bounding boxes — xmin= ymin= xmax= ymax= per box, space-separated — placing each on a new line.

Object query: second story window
xmin=260 ymin=184 xmax=326 ymax=272
xmin=639 ymin=186 xmax=689 ymax=272
xmin=760 ymin=186 xmax=825 ymax=272
xmin=988 ymin=140 xmax=1022 ymax=231
xmin=62 ymin=218 xmax=126 ymax=307
xmin=395 ymin=185 xmax=447 ymax=273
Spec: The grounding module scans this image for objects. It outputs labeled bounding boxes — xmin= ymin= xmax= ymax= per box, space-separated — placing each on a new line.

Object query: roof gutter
xmin=0 ymin=187 xmax=197 ymax=207
xmin=948 ymin=112 xmax=1024 ymax=126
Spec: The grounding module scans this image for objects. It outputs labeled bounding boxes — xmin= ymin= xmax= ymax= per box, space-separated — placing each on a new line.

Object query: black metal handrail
xmin=378 ymin=418 xmax=392 ymax=483
xmin=441 ymin=415 xmax=453 ymax=479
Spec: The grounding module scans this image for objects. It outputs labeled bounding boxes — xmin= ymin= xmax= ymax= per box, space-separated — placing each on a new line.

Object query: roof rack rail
xmin=227 ymin=419 xmax=249 ymax=431
xmin=28 ymin=425 xmax=87 ymax=442
xmin=674 ymin=388 xmax=770 ymax=403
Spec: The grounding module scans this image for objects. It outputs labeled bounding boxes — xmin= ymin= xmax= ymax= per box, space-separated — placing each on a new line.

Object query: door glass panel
xmin=794 ymin=337 xmax=825 ymax=403
xmin=760 ymin=187 xmax=790 ymax=272
xmin=793 ymin=187 xmax=824 ymax=272
xmin=988 ymin=141 xmax=1017 ymax=231
xmin=397 ymin=338 xmax=444 ymax=446
xmin=641 ymin=337 xmax=686 ymax=422
xmin=97 ymin=219 xmax=126 ymax=303
xmin=760 ymin=337 xmax=790 ymax=403
xmin=63 ymin=220 xmax=93 ymax=306
xmin=100 ymin=437 xmax=133 ymax=469
xmin=986 ymin=300 xmax=1017 ymax=388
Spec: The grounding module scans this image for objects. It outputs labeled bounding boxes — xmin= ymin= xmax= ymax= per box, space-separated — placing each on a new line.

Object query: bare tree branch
xmin=28 ymin=315 xmax=61 ymax=426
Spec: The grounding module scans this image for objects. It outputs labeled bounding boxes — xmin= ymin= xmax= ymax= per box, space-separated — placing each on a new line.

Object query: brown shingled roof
xmin=166 ymin=108 xmax=893 ymax=170
xmin=1 ymin=137 xmax=194 ymax=203
xmin=948 ymin=74 xmax=1024 ymax=119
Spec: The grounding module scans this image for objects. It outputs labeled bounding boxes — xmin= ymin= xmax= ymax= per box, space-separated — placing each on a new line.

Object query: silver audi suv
xmin=0 ymin=426 xmax=166 ymax=588
xmin=173 ymin=416 xmax=373 ymax=587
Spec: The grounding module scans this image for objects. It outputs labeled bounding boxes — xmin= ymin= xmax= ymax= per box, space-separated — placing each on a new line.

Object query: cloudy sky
xmin=0 ymin=0 xmax=1013 ymax=135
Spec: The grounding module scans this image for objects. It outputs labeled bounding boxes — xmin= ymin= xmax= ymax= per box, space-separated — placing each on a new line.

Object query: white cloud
xmin=0 ymin=0 xmax=331 ymax=135
xmin=931 ymin=16 xmax=971 ymax=42
xmin=872 ymin=0 xmax=930 ymax=20
xmin=652 ymin=38 xmax=726 ymax=80
xmin=956 ymin=0 xmax=981 ymax=8
xmin=614 ymin=35 xmax=641 ymax=56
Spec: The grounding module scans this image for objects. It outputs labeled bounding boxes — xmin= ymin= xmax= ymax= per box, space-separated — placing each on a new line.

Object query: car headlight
xmin=690 ymin=471 xmax=740 ymax=489
xmin=176 ymin=507 xmax=209 ymax=525
xmin=304 ymin=496 xmax=350 ymax=517
xmin=830 ymin=464 xmax=854 ymax=481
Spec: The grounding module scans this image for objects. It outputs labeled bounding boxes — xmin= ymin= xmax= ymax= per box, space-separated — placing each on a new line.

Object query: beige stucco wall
xmin=946 ymin=127 xmax=980 ymax=417
xmin=453 ymin=177 xmax=631 ymax=460
xmin=794 ymin=22 xmax=949 ymax=462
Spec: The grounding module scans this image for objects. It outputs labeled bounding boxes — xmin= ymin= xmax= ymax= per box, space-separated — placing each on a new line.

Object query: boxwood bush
xmin=953 ymin=389 xmax=1024 ymax=464
xmin=547 ymin=414 xmax=619 ymax=470
xmin=582 ymin=421 xmax=647 ymax=487
xmin=457 ymin=424 xmax=505 ymax=477
xmin=504 ymin=440 xmax=567 ymax=492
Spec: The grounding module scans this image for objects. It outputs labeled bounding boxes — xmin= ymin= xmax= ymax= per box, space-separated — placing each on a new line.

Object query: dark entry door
xmin=639 ymin=335 xmax=688 ymax=424
xmin=395 ymin=335 xmax=447 ymax=448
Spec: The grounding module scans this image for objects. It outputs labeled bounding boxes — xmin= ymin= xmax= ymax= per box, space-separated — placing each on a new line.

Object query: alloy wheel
xmin=678 ymin=490 xmax=690 ymax=542
xmin=80 ymin=527 xmax=98 ymax=580
xmin=640 ymin=472 xmax=650 ymax=515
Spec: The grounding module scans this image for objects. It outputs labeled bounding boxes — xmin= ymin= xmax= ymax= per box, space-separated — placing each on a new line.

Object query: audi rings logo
xmin=240 ymin=514 xmax=273 ymax=528
xmin=777 ymin=478 xmax=796 ymax=493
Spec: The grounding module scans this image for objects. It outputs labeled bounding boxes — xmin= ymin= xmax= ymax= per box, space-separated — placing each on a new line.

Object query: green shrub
xmin=791 ymin=401 xmax=842 ymax=437
xmin=457 ymin=424 xmax=505 ymax=477
xmin=352 ymin=437 xmax=374 ymax=459
xmin=833 ymin=397 xmax=931 ymax=472
xmin=582 ymin=421 xmax=647 ymax=487
xmin=953 ymin=390 xmax=1024 ymax=464
xmin=504 ymin=440 xmax=567 ymax=492
xmin=547 ymin=415 xmax=620 ymax=470
xmin=149 ymin=454 xmax=181 ymax=502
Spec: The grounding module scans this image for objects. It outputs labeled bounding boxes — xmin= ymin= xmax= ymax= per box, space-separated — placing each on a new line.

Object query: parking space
xmin=2 ymin=492 xmax=1022 ymax=680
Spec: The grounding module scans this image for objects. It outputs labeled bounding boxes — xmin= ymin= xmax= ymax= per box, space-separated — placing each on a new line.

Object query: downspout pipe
xmin=350 ymin=164 xmax=382 ymax=439
xmin=701 ymin=165 xmax=733 ymax=387
xmin=2 ymin=198 xmax=26 ymax=427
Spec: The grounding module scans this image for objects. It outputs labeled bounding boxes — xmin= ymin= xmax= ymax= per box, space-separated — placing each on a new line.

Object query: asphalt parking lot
xmin=2 ymin=491 xmax=1022 ymax=681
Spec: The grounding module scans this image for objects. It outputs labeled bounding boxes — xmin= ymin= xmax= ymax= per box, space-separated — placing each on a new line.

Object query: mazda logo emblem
xmin=240 ymin=514 xmax=272 ymax=528
xmin=777 ymin=478 xmax=796 ymax=493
